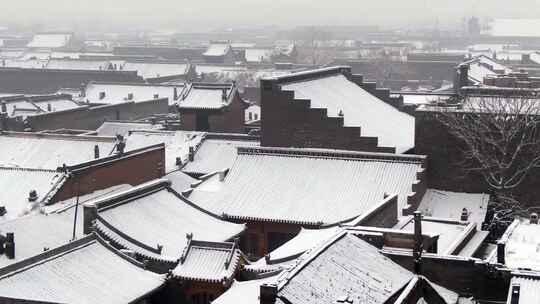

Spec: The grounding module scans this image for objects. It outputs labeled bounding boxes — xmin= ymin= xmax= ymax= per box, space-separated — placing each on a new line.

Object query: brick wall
xmin=25 ymin=98 xmax=169 ymax=131
xmin=0 ymin=68 xmax=143 ymax=94
xmin=52 ymin=145 xmax=165 ymax=203
xmin=260 ymin=81 xmax=396 ymax=152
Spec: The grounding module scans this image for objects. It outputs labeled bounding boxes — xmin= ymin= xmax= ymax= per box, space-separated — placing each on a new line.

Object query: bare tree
xmin=437 ymin=95 xmax=540 ymax=231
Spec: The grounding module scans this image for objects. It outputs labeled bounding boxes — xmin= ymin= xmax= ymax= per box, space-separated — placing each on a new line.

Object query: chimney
xmin=531 ymin=213 xmax=539 ymax=224
xmin=153 ymin=94 xmax=159 ymax=99
xmin=115 ymin=134 xmax=126 ymax=155
xmin=413 ymin=211 xmax=423 ymax=274
xmin=510 ymin=284 xmax=520 ymax=304
xmin=260 ymin=284 xmax=277 ymax=304
xmin=5 ymin=232 xmax=14 ymax=259
xmin=94 ymin=144 xmax=100 ymax=159
xmin=47 ymin=103 xmax=52 ymax=112
xmin=174 ymin=87 xmax=179 ymax=100
xmin=80 ymin=83 xmax=86 ymax=98
xmin=28 ymin=190 xmax=38 ymax=202
xmin=1 ymin=102 xmax=6 ymax=113
xmin=176 ymin=157 xmax=182 ymax=166
xmin=188 ymin=146 xmax=195 ymax=162
xmin=458 ymin=64 xmax=470 ymax=91
xmin=83 ymin=204 xmax=98 ymax=235
xmin=222 ymin=88 xmax=228 ymax=101
xmin=497 ymin=241 xmax=506 ymax=264
xmin=127 ymin=93 xmax=134 ymax=100
xmin=218 ymin=170 xmax=226 ymax=182
xmin=460 ymin=208 xmax=469 ymax=222
xmin=99 ymin=92 xmax=106 ymax=100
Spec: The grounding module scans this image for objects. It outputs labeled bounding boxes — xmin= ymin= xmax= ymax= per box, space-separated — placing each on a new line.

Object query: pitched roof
xmin=27 ymin=33 xmax=72 ymax=49
xmin=96 ymin=121 xmax=164 ymax=136
xmin=171 ymin=239 xmax=241 ymax=283
xmin=84 ymin=81 xmax=184 ymax=105
xmin=271 ymin=68 xmax=415 ymax=153
xmin=0 ymin=132 xmax=116 ymax=170
xmin=0 ymin=167 xmax=66 ymax=221
xmin=275 ymin=233 xmax=413 ymax=304
xmin=125 ymin=130 xmax=205 ymax=173
xmin=178 ymin=83 xmax=235 ymax=110
xmin=508 ymin=274 xmax=540 ymax=304
xmin=122 ymin=61 xmax=190 ymax=80
xmin=213 ymin=276 xmax=279 ymax=304
xmin=203 ymin=44 xmax=232 ymax=57
xmin=493 ymin=217 xmax=540 ymax=271
xmin=418 ymin=189 xmax=489 ymax=226
xmin=182 ymin=133 xmax=260 ymax=175
xmin=45 ymin=59 xmax=111 ymax=71
xmin=165 ymin=170 xmax=198 ymax=193
xmin=0 ymin=235 xmax=164 ymax=304
xmin=90 ymin=179 xmax=245 ymax=260
xmin=188 ymin=147 xmax=425 ymax=225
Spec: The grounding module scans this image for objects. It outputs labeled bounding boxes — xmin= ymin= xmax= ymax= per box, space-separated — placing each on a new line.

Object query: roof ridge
xmin=236 ymin=146 xmax=426 ymax=163
xmin=0 ymin=166 xmax=59 ymax=173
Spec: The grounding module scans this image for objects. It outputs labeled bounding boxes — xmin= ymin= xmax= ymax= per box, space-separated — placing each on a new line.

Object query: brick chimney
xmin=510 ymin=284 xmax=520 ymax=304
xmin=497 ymin=241 xmax=506 ymax=264
xmin=83 ymin=204 xmax=98 ymax=235
xmin=5 ymin=232 xmax=14 ymax=259
xmin=260 ymin=284 xmax=277 ymax=304
xmin=531 ymin=213 xmax=539 ymax=224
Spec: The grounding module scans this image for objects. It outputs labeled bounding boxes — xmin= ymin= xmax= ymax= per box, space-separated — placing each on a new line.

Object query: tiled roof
xmin=213 ymin=276 xmax=279 ymax=304
xmin=27 ymin=33 xmax=72 ymax=49
xmin=96 ymin=121 xmax=164 ymax=136
xmin=277 ymin=71 xmax=415 ymax=153
xmin=494 ymin=218 xmax=540 ymax=271
xmin=0 ymin=167 xmax=66 ymax=221
xmin=203 ymin=44 xmax=231 ymax=57
xmin=125 ymin=130 xmax=205 ymax=173
xmin=275 ymin=233 xmax=413 ymax=304
xmin=122 ymin=61 xmax=189 ymax=80
xmin=90 ymin=180 xmax=245 ymax=259
xmin=45 ymin=59 xmax=111 ymax=70
xmin=165 ymin=170 xmax=198 ymax=193
xmin=84 ymin=82 xmax=184 ymax=105
xmin=0 ymin=235 xmax=164 ymax=304
xmin=245 ymin=49 xmax=273 ymax=63
xmin=189 ymin=147 xmax=425 ymax=225
xmin=0 ymin=132 xmax=116 ymax=170
xmin=171 ymin=239 xmax=241 ymax=283
xmin=418 ymin=189 xmax=489 ymax=226
xmin=182 ymin=134 xmax=260 ymax=175
xmin=178 ymin=83 xmax=235 ymax=110
xmin=508 ymin=274 xmax=540 ymax=304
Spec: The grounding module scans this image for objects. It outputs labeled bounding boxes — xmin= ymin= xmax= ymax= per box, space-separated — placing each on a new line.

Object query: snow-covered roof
xmin=486 ymin=19 xmax=540 ymax=37
xmin=92 ymin=179 xmax=245 ymax=259
xmin=122 ymin=61 xmax=190 ymax=80
xmin=27 ymin=33 xmax=72 ymax=49
xmin=508 ymin=274 xmax=540 ymax=303
xmin=96 ymin=121 xmax=164 ymax=136
xmin=178 ymin=83 xmax=234 ymax=110
xmin=278 ymin=71 xmax=415 ymax=153
xmin=125 ymin=130 xmax=205 ymax=173
xmin=465 ymin=55 xmax=512 ymax=84
xmin=1 ymin=58 xmax=48 ymax=69
xmin=417 ymin=189 xmax=489 ymax=226
xmin=213 ymin=276 xmax=279 ymax=304
xmin=275 ymin=233 xmax=413 ymax=304
xmin=45 ymin=59 xmax=111 ymax=70
xmin=245 ymin=48 xmax=273 ymax=63
xmin=0 ymin=132 xmax=116 ymax=170
xmin=165 ymin=170 xmax=198 ymax=193
xmin=188 ymin=147 xmax=425 ymax=225
xmin=394 ymin=93 xmax=454 ymax=105
xmin=495 ymin=217 xmax=540 ymax=271
xmin=0 ymin=236 xmax=164 ymax=303
xmin=0 ymin=167 xmax=65 ymax=222
xmin=182 ymin=134 xmax=260 ymax=176
xmin=171 ymin=239 xmax=241 ymax=283
xmin=84 ymin=82 xmax=184 ymax=105
xmin=203 ymin=43 xmax=232 ymax=57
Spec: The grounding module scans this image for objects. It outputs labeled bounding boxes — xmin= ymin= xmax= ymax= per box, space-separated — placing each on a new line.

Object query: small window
xmin=249 ymin=112 xmax=253 ymax=120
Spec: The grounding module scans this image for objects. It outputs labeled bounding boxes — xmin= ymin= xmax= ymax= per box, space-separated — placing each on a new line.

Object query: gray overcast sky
xmin=2 ymin=0 xmax=540 ymax=30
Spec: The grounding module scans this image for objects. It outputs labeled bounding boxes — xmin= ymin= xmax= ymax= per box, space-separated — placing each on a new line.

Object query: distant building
xmin=202 ymin=42 xmax=236 ymax=64
xmin=178 ymin=83 xmax=248 ymax=133
xmin=26 ymin=32 xmax=75 ymax=50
